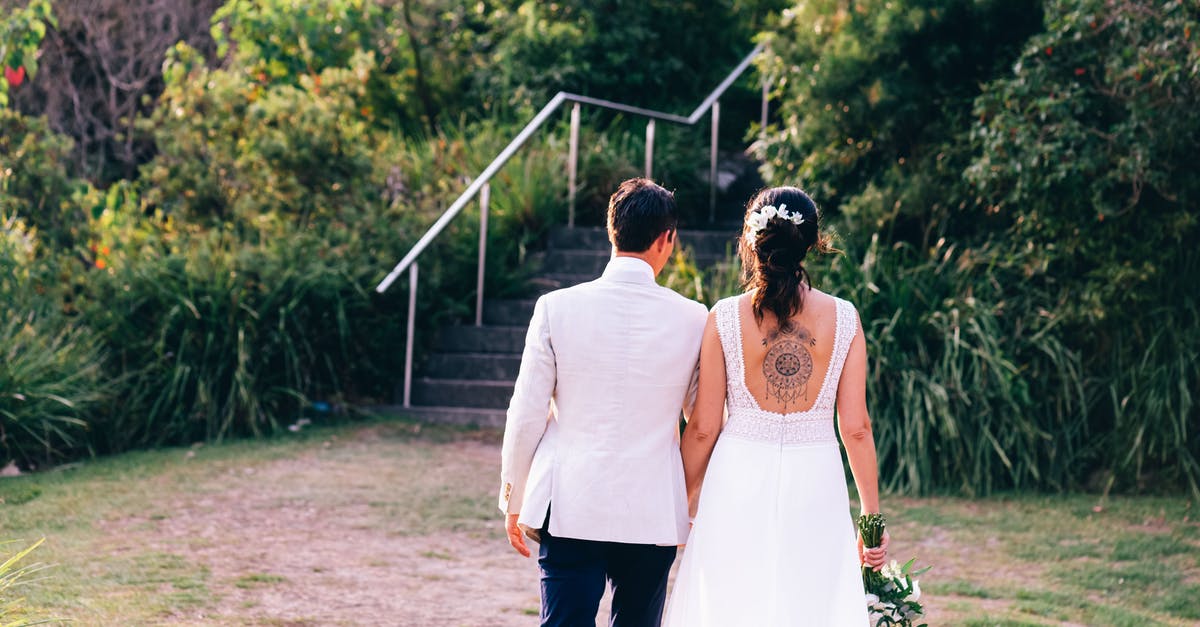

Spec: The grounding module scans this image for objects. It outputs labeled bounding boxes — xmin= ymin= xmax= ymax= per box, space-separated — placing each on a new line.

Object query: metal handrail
xmin=375 ymin=43 xmax=769 ymax=407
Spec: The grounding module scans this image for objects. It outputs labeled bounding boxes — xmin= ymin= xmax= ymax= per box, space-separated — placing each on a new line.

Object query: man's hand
xmin=858 ymin=529 xmax=889 ymax=571
xmin=506 ymin=513 xmax=531 ymax=558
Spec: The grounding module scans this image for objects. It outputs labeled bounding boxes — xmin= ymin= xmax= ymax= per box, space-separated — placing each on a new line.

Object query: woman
xmin=663 ymin=187 xmax=888 ymax=626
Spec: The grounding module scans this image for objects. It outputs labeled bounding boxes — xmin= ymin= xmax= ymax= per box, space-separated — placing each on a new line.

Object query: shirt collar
xmin=601 ymin=256 xmax=656 ymax=285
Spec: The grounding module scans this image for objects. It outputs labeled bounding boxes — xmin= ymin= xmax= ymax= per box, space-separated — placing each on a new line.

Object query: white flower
xmin=745 ymin=202 xmax=808 ymax=247
xmin=746 ymin=212 xmax=768 ymax=235
xmin=905 ymin=579 xmax=921 ymax=602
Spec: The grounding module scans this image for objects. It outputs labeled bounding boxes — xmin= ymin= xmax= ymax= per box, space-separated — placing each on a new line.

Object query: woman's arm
xmin=836 ymin=312 xmax=888 ymax=568
xmin=680 ymin=311 xmax=727 ymax=515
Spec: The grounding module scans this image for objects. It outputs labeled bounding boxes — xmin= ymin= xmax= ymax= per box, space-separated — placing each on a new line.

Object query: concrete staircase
xmin=400 ymin=226 xmax=738 ymax=428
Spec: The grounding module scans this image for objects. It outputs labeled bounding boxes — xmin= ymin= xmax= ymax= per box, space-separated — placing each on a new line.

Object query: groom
xmin=499 ymin=178 xmax=708 ymax=626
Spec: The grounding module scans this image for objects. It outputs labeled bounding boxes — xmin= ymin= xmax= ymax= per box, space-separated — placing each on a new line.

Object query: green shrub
xmin=757 ymin=0 xmax=1199 ymax=496
xmin=80 ymin=223 xmax=403 ymax=449
xmin=0 ymin=109 xmax=87 ymax=251
xmin=0 ymin=215 xmax=104 ymax=469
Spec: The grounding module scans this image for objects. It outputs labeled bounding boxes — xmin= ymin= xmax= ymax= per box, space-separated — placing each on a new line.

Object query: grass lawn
xmin=1 ymin=415 xmax=1197 ymax=626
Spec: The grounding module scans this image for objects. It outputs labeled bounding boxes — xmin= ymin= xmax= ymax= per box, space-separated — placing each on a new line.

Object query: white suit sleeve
xmin=498 ymin=295 xmax=556 ymax=515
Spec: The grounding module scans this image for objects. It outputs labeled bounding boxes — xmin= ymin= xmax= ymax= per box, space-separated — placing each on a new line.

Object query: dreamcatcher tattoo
xmin=761 ymin=325 xmax=817 ymax=410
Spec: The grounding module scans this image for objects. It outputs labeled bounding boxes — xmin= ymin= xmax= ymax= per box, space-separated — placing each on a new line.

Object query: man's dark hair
xmin=606 ymin=178 xmax=677 ymax=252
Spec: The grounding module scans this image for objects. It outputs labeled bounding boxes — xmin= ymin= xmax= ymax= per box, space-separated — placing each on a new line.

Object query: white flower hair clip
xmin=745 ymin=203 xmax=805 ymax=241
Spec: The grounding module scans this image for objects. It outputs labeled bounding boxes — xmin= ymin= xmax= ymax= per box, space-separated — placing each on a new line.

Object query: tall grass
xmin=0 ymin=538 xmax=49 ymax=626
xmin=1093 ymin=250 xmax=1200 ymax=496
xmin=0 ymin=314 xmax=105 ymax=468
xmin=671 ymin=232 xmax=1103 ymax=496
xmin=820 ymin=235 xmax=1088 ymax=495
xmin=81 ymin=225 xmax=408 ymax=450
xmin=1 ymin=215 xmax=106 ymax=469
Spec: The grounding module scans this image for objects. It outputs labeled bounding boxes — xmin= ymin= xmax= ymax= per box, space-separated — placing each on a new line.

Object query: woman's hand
xmin=858 ymin=529 xmax=889 ymax=570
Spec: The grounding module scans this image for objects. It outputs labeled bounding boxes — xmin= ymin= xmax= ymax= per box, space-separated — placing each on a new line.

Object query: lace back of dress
xmin=713 ymin=297 xmax=754 ymax=412
xmin=713 ymin=295 xmax=858 ymax=446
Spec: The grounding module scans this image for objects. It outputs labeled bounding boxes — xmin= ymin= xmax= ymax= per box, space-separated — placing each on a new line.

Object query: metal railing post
xmin=403 ymin=262 xmax=418 ymax=408
xmin=475 ymin=183 xmax=490 ymax=327
xmin=761 ymin=79 xmax=770 ymax=139
xmin=709 ymin=100 xmax=720 ymax=222
xmin=376 ymin=45 xmax=765 ymax=296
xmin=568 ymin=103 xmax=580 ymax=228
xmin=645 ymin=119 xmax=656 ymax=179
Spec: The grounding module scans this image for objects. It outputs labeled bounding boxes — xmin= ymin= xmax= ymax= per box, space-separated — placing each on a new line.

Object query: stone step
xmin=436 ymin=325 xmax=526 ymax=354
xmin=548 ymin=227 xmax=610 ymax=250
xmin=529 ymin=273 xmax=598 ymax=292
xmin=543 ymin=250 xmax=612 ymax=276
xmin=411 ymin=378 xmax=514 ymax=409
xmin=676 ymin=230 xmax=741 ymax=258
xmin=483 ymin=299 xmax=537 ymax=326
xmin=548 ymin=227 xmax=739 ymax=258
xmin=540 ymin=249 xmax=733 ymax=277
xmin=396 ymin=406 xmax=507 ymax=428
xmin=423 ymin=352 xmax=522 ymax=380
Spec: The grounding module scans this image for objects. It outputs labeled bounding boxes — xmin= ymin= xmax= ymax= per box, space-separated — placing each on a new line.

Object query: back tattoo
xmin=761 ymin=325 xmax=817 ymax=410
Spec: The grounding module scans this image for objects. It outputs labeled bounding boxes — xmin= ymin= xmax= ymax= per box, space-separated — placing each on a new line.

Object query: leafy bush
xmin=0 ymin=109 xmax=86 ymax=251
xmin=80 ymin=223 xmax=403 ymax=449
xmin=968 ymin=0 xmax=1199 ymax=326
xmin=755 ymin=0 xmax=1199 ymax=495
xmin=0 ymin=214 xmax=104 ymax=469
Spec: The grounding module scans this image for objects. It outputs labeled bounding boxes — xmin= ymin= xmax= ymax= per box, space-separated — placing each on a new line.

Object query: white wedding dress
xmin=663 ymin=295 xmax=869 ymax=626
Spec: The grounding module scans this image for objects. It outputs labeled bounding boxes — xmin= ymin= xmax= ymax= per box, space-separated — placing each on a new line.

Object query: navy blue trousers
xmin=537 ymin=526 xmax=677 ymax=627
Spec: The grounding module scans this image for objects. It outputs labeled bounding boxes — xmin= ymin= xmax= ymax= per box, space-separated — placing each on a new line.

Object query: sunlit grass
xmin=0 ymin=417 xmax=1195 ymax=625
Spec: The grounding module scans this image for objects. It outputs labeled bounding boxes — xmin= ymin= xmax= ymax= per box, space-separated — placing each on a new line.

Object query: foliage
xmin=210 ymin=0 xmax=433 ymax=133
xmin=967 ymin=0 xmax=1199 ymax=324
xmin=481 ymin=0 xmax=787 ymax=111
xmin=79 ymin=222 xmax=402 ymax=449
xmin=757 ymin=0 xmax=1199 ymax=495
xmin=6 ymin=0 xmax=222 ymax=182
xmin=0 ymin=109 xmax=88 ymax=251
xmin=0 ymin=214 xmax=104 ymax=470
xmin=0 ymin=0 xmax=53 ymax=108
xmin=755 ymin=0 xmax=1041 ymax=241
xmin=659 ymin=247 xmax=742 ymax=308
xmin=142 ymin=44 xmax=391 ymax=226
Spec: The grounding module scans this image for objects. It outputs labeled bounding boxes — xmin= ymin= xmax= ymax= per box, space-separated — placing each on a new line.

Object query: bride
xmin=663 ymin=187 xmax=888 ymax=626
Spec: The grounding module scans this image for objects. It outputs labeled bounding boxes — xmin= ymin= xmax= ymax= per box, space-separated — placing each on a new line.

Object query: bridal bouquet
xmin=858 ymin=514 xmax=928 ymax=627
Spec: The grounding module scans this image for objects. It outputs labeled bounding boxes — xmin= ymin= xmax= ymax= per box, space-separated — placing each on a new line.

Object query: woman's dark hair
xmin=738 ymin=186 xmax=835 ymax=330
xmin=607 ymin=178 xmax=678 ymax=252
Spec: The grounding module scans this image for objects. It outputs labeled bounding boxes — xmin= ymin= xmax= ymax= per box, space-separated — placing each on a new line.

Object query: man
xmin=499 ymin=178 xmax=708 ymax=627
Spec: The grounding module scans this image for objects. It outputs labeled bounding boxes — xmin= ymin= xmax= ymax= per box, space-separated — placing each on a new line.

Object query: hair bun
xmin=738 ymin=187 xmax=823 ymax=327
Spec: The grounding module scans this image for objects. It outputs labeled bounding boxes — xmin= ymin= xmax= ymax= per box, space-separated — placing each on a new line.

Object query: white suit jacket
xmin=498 ymin=256 xmax=708 ymax=545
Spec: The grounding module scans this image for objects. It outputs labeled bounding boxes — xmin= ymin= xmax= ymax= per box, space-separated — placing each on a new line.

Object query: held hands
xmin=505 ymin=513 xmax=531 ymax=558
xmin=857 ymin=529 xmax=889 ymax=570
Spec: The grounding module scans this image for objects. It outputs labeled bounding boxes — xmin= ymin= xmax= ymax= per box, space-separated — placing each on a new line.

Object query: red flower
xmin=95 ymin=259 xmax=108 ymax=269
xmin=1074 ymin=68 xmax=1086 ymax=76
xmin=4 ymin=66 xmax=25 ymax=88
xmin=1044 ymin=46 xmax=1053 ymax=56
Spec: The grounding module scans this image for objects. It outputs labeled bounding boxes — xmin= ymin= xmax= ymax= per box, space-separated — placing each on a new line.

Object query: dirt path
xmin=87 ymin=425 xmax=992 ymax=625
xmin=92 ymin=428 xmax=547 ymax=625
